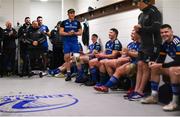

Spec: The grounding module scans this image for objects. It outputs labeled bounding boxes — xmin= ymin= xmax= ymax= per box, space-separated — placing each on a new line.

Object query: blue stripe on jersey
xmin=162 ymin=36 xmax=180 ymax=59
xmin=88 ymin=42 xmax=101 ymax=54
xmin=105 ymin=39 xmax=122 ymax=55
xmin=127 ymin=41 xmax=140 ymax=64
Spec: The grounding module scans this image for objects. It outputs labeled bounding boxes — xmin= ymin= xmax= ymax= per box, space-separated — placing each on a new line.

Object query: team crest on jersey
xmin=144 ymin=15 xmax=149 ymax=20
xmin=114 ymin=40 xmax=119 ymax=44
xmin=0 ymin=92 xmax=78 ymax=113
xmin=74 ymin=22 xmax=78 ymax=25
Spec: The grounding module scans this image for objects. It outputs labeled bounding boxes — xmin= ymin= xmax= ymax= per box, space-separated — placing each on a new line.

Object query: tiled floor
xmin=0 ymin=76 xmax=179 ymax=116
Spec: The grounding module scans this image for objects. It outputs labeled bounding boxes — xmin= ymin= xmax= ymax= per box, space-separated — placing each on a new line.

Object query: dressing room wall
xmin=0 ymin=0 xmax=179 ymax=50
xmin=72 ymin=0 xmax=180 ymax=50
xmin=0 ymin=0 xmax=62 ymax=30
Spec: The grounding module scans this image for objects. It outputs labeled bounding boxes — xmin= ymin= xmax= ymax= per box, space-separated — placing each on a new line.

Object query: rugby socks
xmin=105 ymin=76 xmax=119 ymax=88
xmin=71 ymin=63 xmax=77 ymax=74
xmin=67 ymin=71 xmax=71 ymax=77
xmin=171 ymin=84 xmax=180 ymax=104
xmin=90 ymin=67 xmax=98 ymax=82
xmin=151 ymin=81 xmax=159 ymax=97
xmin=99 ymin=72 xmax=109 ymax=85
xmin=76 ymin=64 xmax=85 ymax=80
xmin=53 ymin=68 xmax=61 ymax=74
xmin=84 ymin=64 xmax=89 ymax=75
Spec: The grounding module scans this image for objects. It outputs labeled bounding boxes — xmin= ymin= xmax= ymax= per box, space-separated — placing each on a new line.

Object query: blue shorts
xmin=64 ymin=41 xmax=80 ymax=54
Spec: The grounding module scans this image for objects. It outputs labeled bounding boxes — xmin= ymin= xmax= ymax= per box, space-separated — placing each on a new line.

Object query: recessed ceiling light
xmin=40 ymin=0 xmax=48 ymax=2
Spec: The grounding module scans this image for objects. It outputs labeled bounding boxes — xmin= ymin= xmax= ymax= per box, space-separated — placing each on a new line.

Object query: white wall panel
xmin=0 ymin=0 xmax=62 ymax=30
xmin=62 ymin=0 xmax=76 ymax=20
xmin=30 ymin=1 xmax=61 ymax=30
xmin=14 ymin=0 xmax=31 ymax=26
xmin=0 ymin=0 xmax=13 ymax=27
xmin=78 ymin=9 xmax=140 ymax=51
xmin=76 ymin=0 xmax=123 ymax=14
xmin=156 ymin=0 xmax=180 ymax=36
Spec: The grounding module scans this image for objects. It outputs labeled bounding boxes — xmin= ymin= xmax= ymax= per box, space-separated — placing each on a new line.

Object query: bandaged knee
xmin=73 ymin=53 xmax=80 ymax=64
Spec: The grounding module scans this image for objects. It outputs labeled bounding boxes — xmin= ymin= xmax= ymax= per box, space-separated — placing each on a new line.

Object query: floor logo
xmin=0 ymin=93 xmax=78 ymax=113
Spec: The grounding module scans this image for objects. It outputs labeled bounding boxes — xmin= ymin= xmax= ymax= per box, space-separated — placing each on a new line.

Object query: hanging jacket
xmin=82 ymin=22 xmax=89 ymax=46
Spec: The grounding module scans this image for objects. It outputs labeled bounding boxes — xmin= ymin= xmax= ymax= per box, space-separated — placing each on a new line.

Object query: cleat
xmin=85 ymin=80 xmax=96 ymax=86
xmin=94 ymin=86 xmax=109 ymax=92
xmin=75 ymin=78 xmax=88 ymax=83
xmin=39 ymin=72 xmax=43 ymax=78
xmin=54 ymin=73 xmax=65 ymax=78
xmin=70 ymin=73 xmax=77 ymax=78
xmin=129 ymin=92 xmax=144 ymax=101
xmin=123 ymin=88 xmax=134 ymax=98
xmin=65 ymin=76 xmax=71 ymax=81
xmin=48 ymin=69 xmax=54 ymax=75
xmin=163 ymin=102 xmax=178 ymax=111
xmin=124 ymin=91 xmax=135 ymax=99
xmin=141 ymin=96 xmax=158 ymax=104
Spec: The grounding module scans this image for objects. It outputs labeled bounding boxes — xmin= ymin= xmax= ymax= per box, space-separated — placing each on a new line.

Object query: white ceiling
xmin=31 ymin=0 xmax=62 ymax=2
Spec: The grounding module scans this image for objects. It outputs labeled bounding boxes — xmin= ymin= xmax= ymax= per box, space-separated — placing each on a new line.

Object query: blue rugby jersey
xmin=88 ymin=42 xmax=101 ymax=54
xmin=127 ymin=41 xmax=141 ymax=64
xmin=39 ymin=25 xmax=49 ymax=33
xmin=157 ymin=36 xmax=180 ymax=67
xmin=105 ymin=39 xmax=122 ymax=55
xmin=39 ymin=25 xmax=49 ymax=49
xmin=60 ymin=19 xmax=82 ymax=42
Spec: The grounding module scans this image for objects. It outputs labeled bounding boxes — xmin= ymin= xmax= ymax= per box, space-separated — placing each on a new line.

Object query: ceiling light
xmin=40 ymin=0 xmax=48 ymax=2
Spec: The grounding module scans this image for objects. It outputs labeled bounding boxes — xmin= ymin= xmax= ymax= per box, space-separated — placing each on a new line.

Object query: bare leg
xmin=137 ymin=62 xmax=150 ymax=94
xmin=134 ymin=61 xmax=143 ymax=92
xmin=104 ymin=59 xmax=117 ymax=76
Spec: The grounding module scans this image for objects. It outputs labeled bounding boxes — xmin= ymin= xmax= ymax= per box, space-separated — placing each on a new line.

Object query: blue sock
xmin=71 ymin=63 xmax=77 ymax=74
xmin=171 ymin=84 xmax=180 ymax=95
xmin=67 ymin=71 xmax=71 ymax=77
xmin=151 ymin=81 xmax=159 ymax=91
xmin=76 ymin=67 xmax=84 ymax=80
xmin=74 ymin=65 xmax=78 ymax=73
xmin=99 ymin=72 xmax=109 ymax=85
xmin=52 ymin=68 xmax=61 ymax=75
xmin=90 ymin=68 xmax=98 ymax=82
xmin=105 ymin=76 xmax=119 ymax=88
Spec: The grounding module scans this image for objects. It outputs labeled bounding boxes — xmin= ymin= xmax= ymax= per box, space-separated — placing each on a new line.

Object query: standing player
xmin=37 ymin=16 xmax=50 ymax=70
xmin=132 ymin=0 xmax=162 ymax=100
xmin=60 ymin=9 xmax=82 ymax=81
xmin=18 ymin=17 xmax=31 ymax=76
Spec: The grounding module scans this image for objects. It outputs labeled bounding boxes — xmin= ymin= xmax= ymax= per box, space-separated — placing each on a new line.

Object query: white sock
xmin=151 ymin=90 xmax=158 ymax=97
xmin=171 ymin=95 xmax=179 ymax=104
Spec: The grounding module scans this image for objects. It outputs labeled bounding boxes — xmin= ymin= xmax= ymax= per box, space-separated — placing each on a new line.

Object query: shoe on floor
xmin=141 ymin=95 xmax=158 ymax=104
xmin=54 ymin=73 xmax=65 ymax=78
xmin=163 ymin=102 xmax=178 ymax=111
xmin=65 ymin=76 xmax=71 ymax=81
xmin=128 ymin=92 xmax=144 ymax=101
xmin=124 ymin=91 xmax=135 ymax=99
xmin=70 ymin=73 xmax=77 ymax=78
xmin=75 ymin=78 xmax=88 ymax=83
xmin=123 ymin=88 xmax=134 ymax=98
xmin=94 ymin=86 xmax=109 ymax=92
xmin=84 ymin=80 xmax=96 ymax=86
xmin=48 ymin=69 xmax=54 ymax=75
